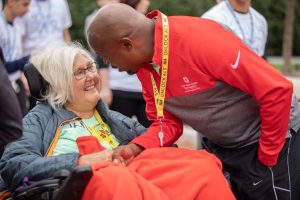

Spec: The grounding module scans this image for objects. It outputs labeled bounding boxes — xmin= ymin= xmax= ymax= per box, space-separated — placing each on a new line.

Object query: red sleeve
xmin=131 ymin=70 xmax=183 ymax=148
xmin=197 ymin=26 xmax=293 ymax=166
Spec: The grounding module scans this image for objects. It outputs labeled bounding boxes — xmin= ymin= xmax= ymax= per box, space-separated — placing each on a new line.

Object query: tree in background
xmin=68 ymin=0 xmax=300 ymax=57
xmin=68 ymin=0 xmax=97 ymax=48
xmin=148 ymin=0 xmax=213 ymax=16
xmin=282 ymin=0 xmax=296 ymax=74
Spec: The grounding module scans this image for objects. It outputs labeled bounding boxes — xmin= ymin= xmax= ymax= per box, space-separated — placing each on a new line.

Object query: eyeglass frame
xmin=73 ymin=62 xmax=98 ymax=80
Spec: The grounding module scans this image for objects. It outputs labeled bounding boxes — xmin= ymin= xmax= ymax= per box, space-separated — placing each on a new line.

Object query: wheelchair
xmin=0 ymin=166 xmax=92 ymax=200
xmin=0 ymin=63 xmax=93 ymax=200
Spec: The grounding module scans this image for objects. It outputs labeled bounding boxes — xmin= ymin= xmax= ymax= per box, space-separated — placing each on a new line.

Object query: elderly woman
xmin=0 ymin=43 xmax=146 ymax=190
xmin=0 ymin=43 xmax=235 ymax=200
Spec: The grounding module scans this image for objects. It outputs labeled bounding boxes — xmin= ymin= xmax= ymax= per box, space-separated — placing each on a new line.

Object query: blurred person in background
xmin=16 ymin=0 xmax=72 ymax=56
xmin=0 ymin=0 xmax=31 ymax=116
xmin=119 ymin=0 xmax=150 ymax=14
xmin=15 ymin=0 xmax=72 ymax=110
xmin=0 ymin=46 xmax=22 ymax=192
xmin=85 ymin=0 xmax=152 ymax=128
xmin=0 ymin=47 xmax=22 ymax=158
xmin=202 ymin=0 xmax=267 ymax=57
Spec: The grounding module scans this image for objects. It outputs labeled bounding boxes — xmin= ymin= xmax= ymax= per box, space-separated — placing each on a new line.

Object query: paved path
xmin=267 ymin=56 xmax=300 ymax=97
xmin=267 ymin=56 xmax=300 ymax=65
xmin=286 ymin=76 xmax=300 ymax=98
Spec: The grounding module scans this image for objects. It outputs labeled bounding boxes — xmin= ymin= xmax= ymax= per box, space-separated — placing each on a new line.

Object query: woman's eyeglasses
xmin=73 ymin=62 xmax=98 ymax=80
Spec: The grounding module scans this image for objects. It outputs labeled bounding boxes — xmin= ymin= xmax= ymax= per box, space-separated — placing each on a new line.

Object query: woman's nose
xmin=85 ymin=70 xmax=94 ymax=79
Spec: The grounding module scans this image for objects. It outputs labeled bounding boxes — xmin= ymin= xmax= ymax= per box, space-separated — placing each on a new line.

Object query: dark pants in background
xmin=110 ymin=90 xmax=152 ymax=128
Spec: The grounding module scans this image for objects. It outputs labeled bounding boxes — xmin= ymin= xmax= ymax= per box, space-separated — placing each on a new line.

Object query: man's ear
xmin=119 ymin=38 xmax=132 ymax=51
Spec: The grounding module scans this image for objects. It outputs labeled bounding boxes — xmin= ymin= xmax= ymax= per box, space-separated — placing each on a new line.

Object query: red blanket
xmin=82 ymin=147 xmax=235 ymax=200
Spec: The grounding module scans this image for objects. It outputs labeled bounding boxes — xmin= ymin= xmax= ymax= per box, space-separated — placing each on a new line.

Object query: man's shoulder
xmin=202 ymin=2 xmax=228 ymax=20
xmin=50 ymin=0 xmax=69 ymax=6
xmin=250 ymin=7 xmax=267 ymax=24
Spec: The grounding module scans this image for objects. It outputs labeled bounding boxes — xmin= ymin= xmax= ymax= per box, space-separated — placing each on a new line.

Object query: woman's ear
xmin=119 ymin=37 xmax=133 ymax=51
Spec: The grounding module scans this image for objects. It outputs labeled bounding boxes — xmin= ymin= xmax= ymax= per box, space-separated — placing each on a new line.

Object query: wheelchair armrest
xmin=13 ymin=179 xmax=61 ymax=200
xmin=53 ymin=166 xmax=92 ymax=200
xmin=52 ymin=169 xmax=70 ymax=180
xmin=9 ymin=166 xmax=92 ymax=200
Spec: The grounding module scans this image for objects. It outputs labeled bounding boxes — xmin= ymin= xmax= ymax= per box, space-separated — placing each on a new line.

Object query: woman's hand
xmin=77 ymin=149 xmax=113 ymax=166
xmin=112 ymin=144 xmax=144 ymax=166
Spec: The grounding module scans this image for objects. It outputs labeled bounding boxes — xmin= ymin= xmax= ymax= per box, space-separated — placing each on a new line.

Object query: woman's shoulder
xmin=24 ymin=102 xmax=78 ymax=128
xmin=23 ymin=102 xmax=54 ymax=125
xmin=26 ymin=102 xmax=53 ymax=116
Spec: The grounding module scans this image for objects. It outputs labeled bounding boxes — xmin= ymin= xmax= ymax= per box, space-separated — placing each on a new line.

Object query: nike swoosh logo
xmin=252 ymin=179 xmax=263 ymax=186
xmin=231 ymin=50 xmax=241 ymax=69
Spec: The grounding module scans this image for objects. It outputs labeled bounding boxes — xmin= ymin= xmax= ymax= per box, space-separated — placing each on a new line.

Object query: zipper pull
xmin=158 ymin=131 xmax=164 ymax=147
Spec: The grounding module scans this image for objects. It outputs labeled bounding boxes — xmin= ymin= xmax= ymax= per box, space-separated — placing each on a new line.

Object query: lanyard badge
xmin=150 ymin=13 xmax=169 ymax=147
xmin=85 ymin=111 xmax=118 ymax=149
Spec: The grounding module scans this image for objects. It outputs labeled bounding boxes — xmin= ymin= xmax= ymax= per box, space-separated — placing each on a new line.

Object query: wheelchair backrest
xmin=23 ymin=63 xmax=49 ymax=101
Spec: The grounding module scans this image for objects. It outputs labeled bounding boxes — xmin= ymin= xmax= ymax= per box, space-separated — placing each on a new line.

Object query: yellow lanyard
xmin=150 ymin=13 xmax=169 ymax=146
xmin=84 ymin=111 xmax=118 ymax=149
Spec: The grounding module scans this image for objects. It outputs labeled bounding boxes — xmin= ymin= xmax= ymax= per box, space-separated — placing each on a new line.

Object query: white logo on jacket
xmin=231 ymin=50 xmax=241 ymax=69
xmin=180 ymin=76 xmax=200 ymax=93
xmin=183 ymin=77 xmax=190 ymax=83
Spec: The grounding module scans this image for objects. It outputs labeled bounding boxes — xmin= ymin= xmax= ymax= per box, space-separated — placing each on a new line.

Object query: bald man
xmin=88 ymin=4 xmax=300 ymax=200
xmin=88 ymin=5 xmax=153 ymax=75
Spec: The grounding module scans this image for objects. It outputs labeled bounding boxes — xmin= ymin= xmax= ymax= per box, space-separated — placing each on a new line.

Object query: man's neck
xmin=3 ymin=7 xmax=15 ymax=23
xmin=228 ymin=0 xmax=251 ymax=13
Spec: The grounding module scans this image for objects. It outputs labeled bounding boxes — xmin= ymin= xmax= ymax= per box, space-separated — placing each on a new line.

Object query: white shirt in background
xmin=108 ymin=68 xmax=142 ymax=92
xmin=202 ymin=1 xmax=268 ymax=57
xmin=16 ymin=0 xmax=72 ymax=56
xmin=0 ymin=12 xmax=23 ymax=81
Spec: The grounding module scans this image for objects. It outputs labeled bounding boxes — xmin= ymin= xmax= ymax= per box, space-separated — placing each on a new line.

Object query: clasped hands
xmin=78 ymin=143 xmax=144 ymax=167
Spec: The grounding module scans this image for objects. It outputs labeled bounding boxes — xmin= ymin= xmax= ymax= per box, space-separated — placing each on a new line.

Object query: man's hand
xmin=77 ymin=149 xmax=113 ymax=166
xmin=112 ymin=144 xmax=144 ymax=166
